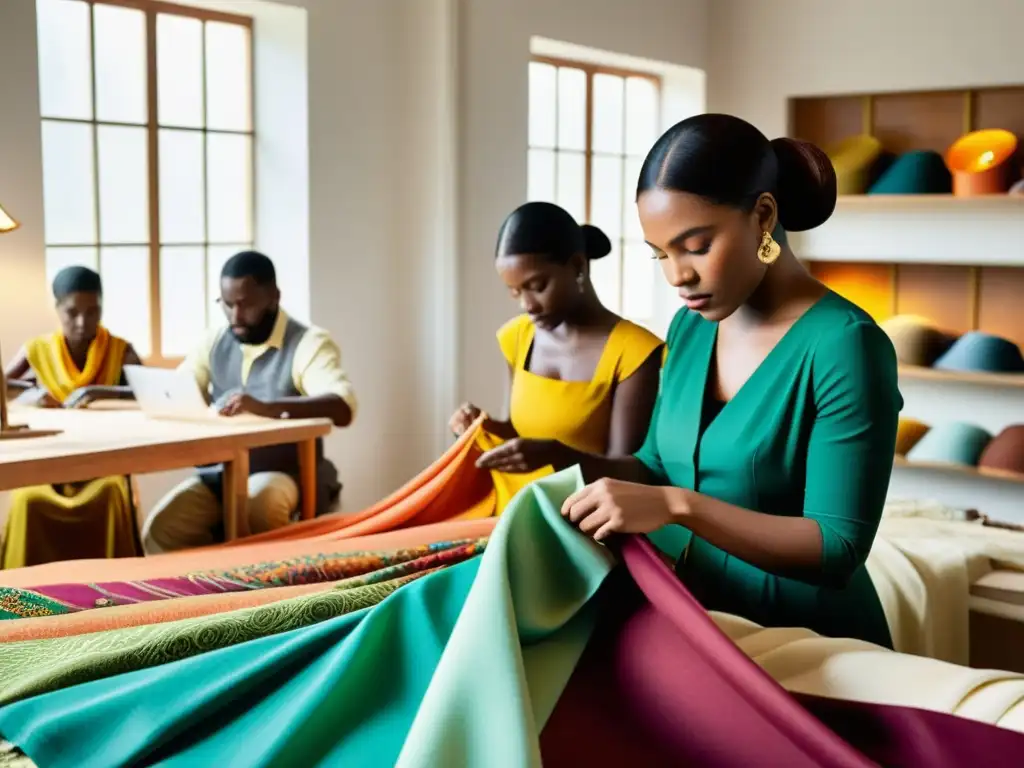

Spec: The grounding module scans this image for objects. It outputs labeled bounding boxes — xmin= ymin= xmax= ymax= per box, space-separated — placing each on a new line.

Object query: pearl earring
xmin=576 ymin=273 xmax=585 ymax=293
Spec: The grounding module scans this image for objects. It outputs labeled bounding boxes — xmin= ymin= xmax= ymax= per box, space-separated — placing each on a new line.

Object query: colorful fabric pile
xmin=1 ymin=434 xmax=1024 ymax=766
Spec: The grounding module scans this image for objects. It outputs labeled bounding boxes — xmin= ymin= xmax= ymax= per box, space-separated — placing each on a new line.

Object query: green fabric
xmin=636 ymin=292 xmax=900 ymax=647
xmin=0 ymin=468 xmax=614 ymax=768
xmin=0 ymin=570 xmax=424 ymax=707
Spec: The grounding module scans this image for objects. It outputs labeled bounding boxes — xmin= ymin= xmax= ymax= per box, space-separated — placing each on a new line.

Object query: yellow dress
xmin=480 ymin=315 xmax=664 ymax=513
xmin=1 ymin=327 xmax=141 ymax=569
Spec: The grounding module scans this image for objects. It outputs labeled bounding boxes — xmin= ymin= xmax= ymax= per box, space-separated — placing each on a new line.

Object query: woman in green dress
xmin=558 ymin=114 xmax=902 ymax=648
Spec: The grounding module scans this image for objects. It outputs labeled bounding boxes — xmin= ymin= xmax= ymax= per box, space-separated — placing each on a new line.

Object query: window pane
xmin=41 ymin=121 xmax=96 ymax=245
xmin=45 ymin=246 xmax=98 ymax=289
xmin=556 ymin=151 xmax=585 ymax=224
xmin=207 ymin=244 xmax=249 ymax=326
xmin=527 ymin=148 xmax=556 ymax=203
xmin=592 ymin=74 xmax=624 ymax=154
xmin=623 ymin=157 xmax=644 ymax=241
xmin=97 ymin=125 xmax=149 ymax=244
xmin=93 ymin=4 xmax=147 ymax=124
xmin=556 ymin=67 xmax=586 ymax=152
xmin=36 ymin=0 xmax=93 ymax=120
xmin=157 ymin=14 xmax=204 ymax=128
xmin=99 ymin=246 xmax=150 ymax=356
xmin=622 ymin=242 xmax=655 ymax=320
xmin=159 ymin=130 xmax=205 ymax=243
xmin=528 ymin=62 xmax=556 ymax=149
xmin=590 ymin=154 xmax=624 ymax=240
xmin=206 ymin=133 xmax=253 ymax=243
xmin=590 ymin=243 xmax=621 ymax=313
xmin=205 ymin=22 xmax=251 ymax=132
xmin=625 ymin=77 xmax=659 ymax=157
xmin=160 ymin=246 xmax=207 ymax=356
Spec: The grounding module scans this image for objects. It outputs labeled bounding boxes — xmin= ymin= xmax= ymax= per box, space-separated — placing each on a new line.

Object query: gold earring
xmin=757 ymin=231 xmax=781 ymax=265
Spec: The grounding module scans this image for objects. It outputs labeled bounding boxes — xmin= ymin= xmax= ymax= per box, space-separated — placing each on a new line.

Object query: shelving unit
xmin=893 ymin=456 xmax=1024 ymax=486
xmin=899 ymin=366 xmax=1024 ymax=390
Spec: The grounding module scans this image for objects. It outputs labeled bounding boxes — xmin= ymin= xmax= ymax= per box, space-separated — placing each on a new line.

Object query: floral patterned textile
xmin=0 ymin=539 xmax=482 ymax=620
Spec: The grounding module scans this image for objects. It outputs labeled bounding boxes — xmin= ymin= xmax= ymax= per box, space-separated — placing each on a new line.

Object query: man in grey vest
xmin=142 ymin=251 xmax=357 ymax=553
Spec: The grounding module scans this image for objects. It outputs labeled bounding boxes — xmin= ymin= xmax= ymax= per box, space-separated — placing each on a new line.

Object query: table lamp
xmin=0 ymin=203 xmax=60 ymax=439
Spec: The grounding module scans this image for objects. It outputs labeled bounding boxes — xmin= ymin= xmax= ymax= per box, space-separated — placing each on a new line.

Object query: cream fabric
xmin=141 ymin=473 xmax=299 ymax=554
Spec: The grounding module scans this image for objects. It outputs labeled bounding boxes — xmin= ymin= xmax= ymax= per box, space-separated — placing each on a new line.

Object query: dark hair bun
xmin=769 ymin=138 xmax=837 ymax=232
xmin=581 ymin=224 xmax=612 ymax=260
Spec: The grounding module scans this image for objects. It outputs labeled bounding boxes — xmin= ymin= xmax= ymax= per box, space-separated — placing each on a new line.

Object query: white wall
xmin=457 ymin=0 xmax=710 ymax=416
xmin=708 ymin=0 xmax=1024 ymax=136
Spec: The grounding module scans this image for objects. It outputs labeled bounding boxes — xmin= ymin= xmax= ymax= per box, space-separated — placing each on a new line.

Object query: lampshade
xmin=0 ymin=203 xmax=19 ymax=234
xmin=944 ymin=129 xmax=1018 ymax=196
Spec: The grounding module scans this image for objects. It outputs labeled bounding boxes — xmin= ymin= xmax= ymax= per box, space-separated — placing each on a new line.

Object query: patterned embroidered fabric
xmin=0 ymin=539 xmax=487 ymax=706
xmin=0 ymin=539 xmax=484 ymax=620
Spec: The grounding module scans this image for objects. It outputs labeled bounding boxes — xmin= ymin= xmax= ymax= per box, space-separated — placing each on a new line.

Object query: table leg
xmin=297 ymin=438 xmax=317 ymax=521
xmin=223 ymin=450 xmax=250 ymax=541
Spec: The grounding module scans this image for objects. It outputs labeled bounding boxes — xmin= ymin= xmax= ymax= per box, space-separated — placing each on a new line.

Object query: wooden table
xmin=0 ymin=403 xmax=333 ymax=540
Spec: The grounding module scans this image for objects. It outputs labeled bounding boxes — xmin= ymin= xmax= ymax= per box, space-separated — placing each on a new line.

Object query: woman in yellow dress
xmin=451 ymin=202 xmax=664 ymax=510
xmin=1 ymin=266 xmax=143 ymax=568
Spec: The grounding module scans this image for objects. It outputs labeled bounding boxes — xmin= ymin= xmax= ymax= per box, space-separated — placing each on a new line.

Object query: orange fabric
xmin=219 ymin=419 xmax=497 ymax=547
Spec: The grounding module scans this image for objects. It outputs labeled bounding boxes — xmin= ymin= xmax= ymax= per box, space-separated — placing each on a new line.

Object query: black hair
xmin=636 ymin=113 xmax=837 ymax=233
xmin=52 ymin=266 xmax=102 ymax=301
xmin=495 ymin=202 xmax=612 ymax=264
xmin=221 ymin=250 xmax=277 ymax=287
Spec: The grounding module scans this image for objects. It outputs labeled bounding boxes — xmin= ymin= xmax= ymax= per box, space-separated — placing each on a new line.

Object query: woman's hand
xmin=475 ymin=438 xmax=560 ymax=473
xmin=561 ymin=478 xmax=688 ymax=541
xmin=449 ymin=403 xmax=482 ymax=436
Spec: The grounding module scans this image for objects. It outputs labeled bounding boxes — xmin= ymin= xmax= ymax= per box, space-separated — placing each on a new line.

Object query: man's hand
xmin=219 ymin=392 xmax=274 ymax=418
xmin=64 ymin=386 xmax=100 ymax=409
xmin=16 ymin=387 xmax=61 ymax=409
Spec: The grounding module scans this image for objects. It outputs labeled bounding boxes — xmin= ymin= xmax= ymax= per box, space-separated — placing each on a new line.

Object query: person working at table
xmin=141 ymin=251 xmax=357 ymax=553
xmin=2 ymin=266 xmax=144 ymax=568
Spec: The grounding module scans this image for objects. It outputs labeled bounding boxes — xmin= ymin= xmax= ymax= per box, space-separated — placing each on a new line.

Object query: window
xmin=36 ymin=0 xmax=254 ymax=364
xmin=528 ymin=57 xmax=661 ymax=324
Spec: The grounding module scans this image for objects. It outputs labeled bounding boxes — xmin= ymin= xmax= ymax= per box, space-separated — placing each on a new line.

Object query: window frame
xmin=529 ymin=54 xmax=662 ymax=319
xmin=38 ymin=0 xmax=255 ymax=367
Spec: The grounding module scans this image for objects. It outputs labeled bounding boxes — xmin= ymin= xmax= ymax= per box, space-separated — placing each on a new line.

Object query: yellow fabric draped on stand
xmin=2 ymin=328 xmax=139 ymax=569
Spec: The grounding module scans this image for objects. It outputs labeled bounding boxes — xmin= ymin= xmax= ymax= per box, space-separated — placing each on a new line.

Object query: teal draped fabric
xmin=0 ymin=468 xmax=615 ymax=768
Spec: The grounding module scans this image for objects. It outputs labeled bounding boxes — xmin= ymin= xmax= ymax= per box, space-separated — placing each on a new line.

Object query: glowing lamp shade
xmin=0 ymin=203 xmax=19 ymax=234
xmin=944 ymin=129 xmax=1018 ymax=196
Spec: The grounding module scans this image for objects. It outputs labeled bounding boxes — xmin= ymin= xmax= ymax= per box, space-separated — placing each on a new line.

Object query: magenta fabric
xmin=540 ymin=535 xmax=1024 ymax=767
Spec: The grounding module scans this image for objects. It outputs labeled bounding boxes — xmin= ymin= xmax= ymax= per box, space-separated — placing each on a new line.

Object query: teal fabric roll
xmin=868 ymin=150 xmax=952 ymax=195
xmin=933 ymin=332 xmax=1024 ymax=374
xmin=905 ymin=422 xmax=993 ymax=466
xmin=0 ymin=468 xmax=614 ymax=768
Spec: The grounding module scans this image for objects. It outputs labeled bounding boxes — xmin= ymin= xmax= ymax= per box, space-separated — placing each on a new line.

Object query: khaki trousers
xmin=142 ymin=472 xmax=299 ymax=554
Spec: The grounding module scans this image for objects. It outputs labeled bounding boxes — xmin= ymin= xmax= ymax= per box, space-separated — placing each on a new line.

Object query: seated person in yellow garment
xmin=1 ymin=266 xmax=143 ymax=568
xmin=557 ymin=115 xmax=902 ymax=648
xmin=141 ymin=251 xmax=357 ymax=553
xmin=450 ymin=202 xmax=664 ymax=510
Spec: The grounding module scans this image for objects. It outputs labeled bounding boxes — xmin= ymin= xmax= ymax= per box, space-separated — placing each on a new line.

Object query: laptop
xmin=123 ymin=365 xmax=266 ymax=423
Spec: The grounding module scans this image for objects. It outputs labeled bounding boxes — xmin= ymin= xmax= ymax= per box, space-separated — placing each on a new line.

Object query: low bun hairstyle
xmin=496 ymin=201 xmax=612 ymax=264
xmin=636 ymin=114 xmax=837 ymax=233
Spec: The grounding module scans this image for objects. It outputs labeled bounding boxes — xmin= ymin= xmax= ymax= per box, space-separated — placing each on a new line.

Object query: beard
xmin=231 ymin=307 xmax=279 ymax=345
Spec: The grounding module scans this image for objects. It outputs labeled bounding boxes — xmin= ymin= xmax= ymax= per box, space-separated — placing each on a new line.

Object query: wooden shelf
xmin=893 ymin=456 xmax=1024 ymax=485
xmin=835 ymin=194 xmax=1024 ymax=210
xmin=899 ymin=366 xmax=1024 ymax=389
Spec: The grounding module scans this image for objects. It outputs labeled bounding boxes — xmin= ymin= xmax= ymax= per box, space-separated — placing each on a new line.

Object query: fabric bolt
xmin=933 ymin=331 xmax=1024 ymax=374
xmin=879 ymin=314 xmax=958 ymax=367
xmin=895 ymin=417 xmax=930 ymax=456
xmin=906 ymin=421 xmax=993 ymax=466
xmin=978 ymin=425 xmax=1024 ymax=476
xmin=868 ymin=149 xmax=953 ymax=194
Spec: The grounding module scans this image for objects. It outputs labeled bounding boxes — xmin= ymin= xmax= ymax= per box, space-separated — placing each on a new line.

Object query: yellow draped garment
xmin=482 ymin=315 xmax=663 ymax=514
xmin=1 ymin=328 xmax=140 ymax=569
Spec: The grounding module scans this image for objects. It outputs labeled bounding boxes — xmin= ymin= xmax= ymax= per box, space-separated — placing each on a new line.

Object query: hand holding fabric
xmin=63 ymin=386 xmax=100 ymax=409
xmin=475 ymin=438 xmax=560 ymax=473
xmin=561 ymin=478 xmax=686 ymax=541
xmin=449 ymin=403 xmax=482 ymax=436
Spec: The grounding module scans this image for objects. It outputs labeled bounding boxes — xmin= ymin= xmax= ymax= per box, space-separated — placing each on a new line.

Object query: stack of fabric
xmin=2 ymin=428 xmax=1024 ymax=766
